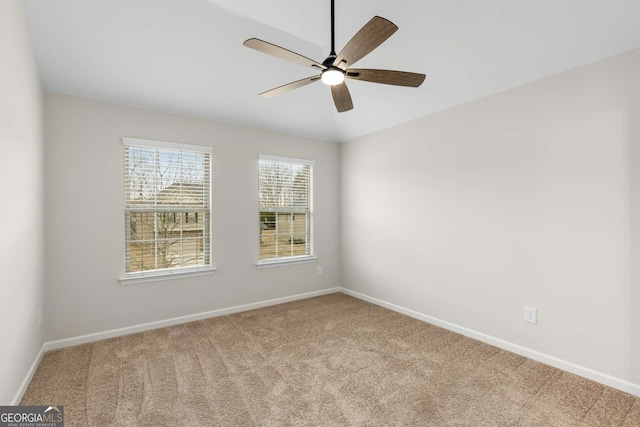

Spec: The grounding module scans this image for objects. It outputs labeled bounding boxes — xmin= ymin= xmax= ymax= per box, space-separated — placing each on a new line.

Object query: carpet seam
xmin=139 ymin=331 xmax=153 ymax=421
xmin=577 ymin=384 xmax=605 ymax=423
xmin=114 ymin=337 xmax=125 ymax=424
xmin=189 ymin=321 xmax=224 ymax=424
xmin=621 ymin=398 xmax=638 ymax=426
xmin=84 ymin=343 xmax=94 ymax=426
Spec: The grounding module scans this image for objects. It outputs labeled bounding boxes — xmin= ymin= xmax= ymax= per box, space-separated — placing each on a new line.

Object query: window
xmin=258 ymin=155 xmax=314 ymax=264
xmin=122 ymin=138 xmax=213 ymax=282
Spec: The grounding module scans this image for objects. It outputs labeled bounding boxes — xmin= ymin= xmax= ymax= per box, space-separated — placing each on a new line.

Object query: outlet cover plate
xmin=525 ymin=306 xmax=537 ymax=324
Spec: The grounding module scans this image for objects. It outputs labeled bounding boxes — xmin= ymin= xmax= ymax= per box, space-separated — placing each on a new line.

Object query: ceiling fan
xmin=243 ymin=0 xmax=426 ymax=113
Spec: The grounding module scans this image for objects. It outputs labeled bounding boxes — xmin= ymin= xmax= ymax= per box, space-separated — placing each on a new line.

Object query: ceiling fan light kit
xmin=243 ymin=0 xmax=425 ymax=112
xmin=321 ymin=67 xmax=345 ymax=86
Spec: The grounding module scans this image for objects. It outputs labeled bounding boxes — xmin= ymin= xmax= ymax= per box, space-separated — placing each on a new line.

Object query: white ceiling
xmin=23 ymin=0 xmax=640 ymax=142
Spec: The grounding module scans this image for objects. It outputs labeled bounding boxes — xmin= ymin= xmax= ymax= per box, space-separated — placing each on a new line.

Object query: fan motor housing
xmin=322 ymin=53 xmax=337 ymax=67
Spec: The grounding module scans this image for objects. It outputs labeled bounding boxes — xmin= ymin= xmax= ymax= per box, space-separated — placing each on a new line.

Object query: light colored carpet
xmin=21 ymin=293 xmax=640 ymax=426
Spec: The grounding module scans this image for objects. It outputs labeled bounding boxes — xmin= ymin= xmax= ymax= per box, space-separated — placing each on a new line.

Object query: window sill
xmin=256 ymin=256 xmax=317 ymax=269
xmin=119 ymin=267 xmax=216 ymax=285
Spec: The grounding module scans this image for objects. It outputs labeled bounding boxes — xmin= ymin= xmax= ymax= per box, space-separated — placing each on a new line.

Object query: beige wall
xmin=44 ymin=93 xmax=341 ymax=341
xmin=341 ymin=49 xmax=640 ymax=387
xmin=629 ymin=51 xmax=640 ymax=389
xmin=0 ymin=0 xmax=45 ymax=404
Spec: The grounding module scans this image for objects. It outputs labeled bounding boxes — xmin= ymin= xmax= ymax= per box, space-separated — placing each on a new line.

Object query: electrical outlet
xmin=524 ymin=307 xmax=537 ymax=324
xmin=316 ymin=266 xmax=323 ymax=276
xmin=38 ymin=308 xmax=43 ymax=325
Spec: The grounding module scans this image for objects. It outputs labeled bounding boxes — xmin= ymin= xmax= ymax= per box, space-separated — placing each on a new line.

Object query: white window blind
xmin=258 ymin=155 xmax=314 ymax=262
xmin=123 ymin=138 xmax=212 ymax=278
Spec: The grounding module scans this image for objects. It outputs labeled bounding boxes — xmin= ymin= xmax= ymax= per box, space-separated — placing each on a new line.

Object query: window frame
xmin=257 ymin=154 xmax=316 ymax=268
xmin=120 ymin=137 xmax=215 ymax=285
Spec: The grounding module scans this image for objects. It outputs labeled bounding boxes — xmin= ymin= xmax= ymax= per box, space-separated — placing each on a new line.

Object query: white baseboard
xmin=11 ymin=343 xmax=46 ymax=405
xmin=341 ymin=288 xmax=640 ymax=398
xmin=45 ymin=287 xmax=341 ymax=351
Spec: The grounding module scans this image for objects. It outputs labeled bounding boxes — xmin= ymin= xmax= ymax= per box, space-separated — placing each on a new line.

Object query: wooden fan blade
xmin=330 ymin=82 xmax=353 ymax=112
xmin=346 ymin=69 xmax=425 ymax=87
xmin=333 ymin=16 xmax=398 ymax=69
xmin=259 ymin=76 xmax=321 ymax=98
xmin=244 ymin=38 xmax=326 ymax=70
